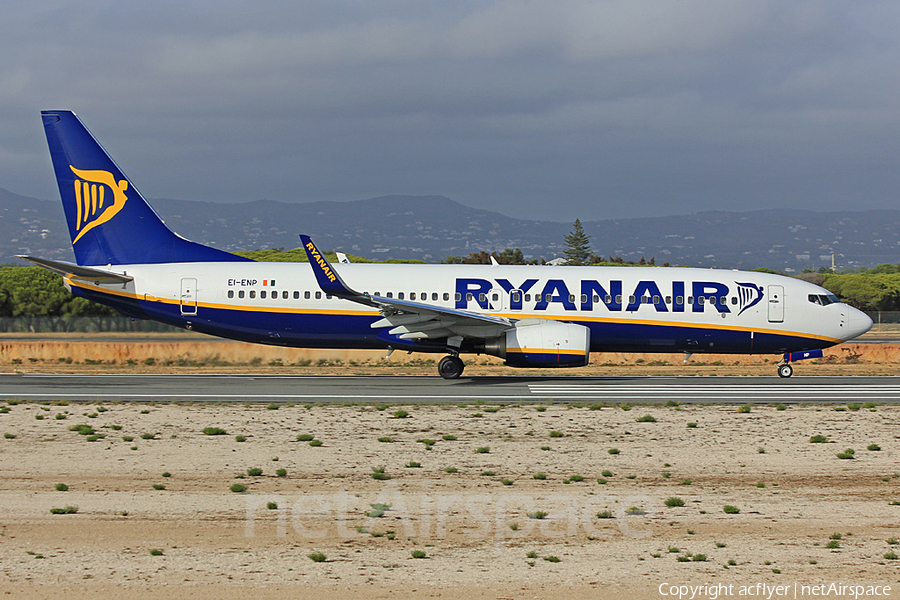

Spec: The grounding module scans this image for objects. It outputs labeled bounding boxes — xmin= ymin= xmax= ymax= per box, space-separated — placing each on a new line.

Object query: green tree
xmin=563 ymin=219 xmax=591 ymax=266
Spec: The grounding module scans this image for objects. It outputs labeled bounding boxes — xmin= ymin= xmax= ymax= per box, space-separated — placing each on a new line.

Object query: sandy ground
xmin=1 ymin=330 xmax=899 ymax=377
xmin=1 ymin=400 xmax=899 ymax=599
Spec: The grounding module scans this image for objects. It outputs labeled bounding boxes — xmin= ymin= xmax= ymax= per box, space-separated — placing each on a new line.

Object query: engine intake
xmin=482 ymin=319 xmax=590 ymax=368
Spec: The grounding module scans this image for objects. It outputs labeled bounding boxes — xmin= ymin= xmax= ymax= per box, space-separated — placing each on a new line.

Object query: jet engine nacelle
xmin=482 ymin=319 xmax=590 ymax=368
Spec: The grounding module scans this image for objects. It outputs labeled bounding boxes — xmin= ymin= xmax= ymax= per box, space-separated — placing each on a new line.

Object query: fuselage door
xmin=767 ymin=285 xmax=784 ymax=323
xmin=180 ymin=277 xmax=198 ymax=316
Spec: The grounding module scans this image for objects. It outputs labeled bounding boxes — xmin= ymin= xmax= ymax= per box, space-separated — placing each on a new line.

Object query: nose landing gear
xmin=777 ymin=363 xmax=793 ymax=378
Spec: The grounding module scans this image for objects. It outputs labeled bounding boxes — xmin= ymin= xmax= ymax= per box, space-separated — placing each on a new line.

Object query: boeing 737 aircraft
xmin=21 ymin=111 xmax=873 ymax=379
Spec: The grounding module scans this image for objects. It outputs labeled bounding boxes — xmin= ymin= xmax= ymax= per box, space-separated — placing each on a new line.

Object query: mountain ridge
xmin=2 ymin=187 xmax=898 ymax=271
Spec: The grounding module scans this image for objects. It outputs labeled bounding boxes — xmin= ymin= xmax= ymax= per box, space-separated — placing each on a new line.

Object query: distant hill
xmin=2 ymin=187 xmax=899 ymax=271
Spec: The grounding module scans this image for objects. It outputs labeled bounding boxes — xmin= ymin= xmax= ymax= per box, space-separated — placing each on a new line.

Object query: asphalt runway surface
xmin=2 ymin=373 xmax=900 ymax=404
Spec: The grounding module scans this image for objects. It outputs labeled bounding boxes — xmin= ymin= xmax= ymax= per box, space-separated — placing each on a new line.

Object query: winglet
xmin=299 ymin=235 xmax=364 ymax=300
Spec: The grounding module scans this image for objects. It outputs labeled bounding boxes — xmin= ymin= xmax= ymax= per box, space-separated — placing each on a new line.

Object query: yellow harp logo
xmin=69 ymin=166 xmax=129 ymax=244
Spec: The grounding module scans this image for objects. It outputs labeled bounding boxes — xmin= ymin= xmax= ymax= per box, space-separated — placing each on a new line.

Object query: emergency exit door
xmin=180 ymin=278 xmax=197 ymax=315
xmin=767 ymin=285 xmax=783 ymax=323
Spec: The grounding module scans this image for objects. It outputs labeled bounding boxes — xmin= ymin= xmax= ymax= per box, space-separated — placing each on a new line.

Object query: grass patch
xmin=736 ymin=405 xmax=751 ymax=413
xmin=308 ymin=439 xmax=323 ymax=447
xmin=235 ymin=435 xmax=247 ymax=442
xmin=405 ymin=461 xmax=422 ymax=468
xmin=55 ymin=483 xmax=69 ymax=491
xmin=868 ymin=444 xmax=882 ymax=451
xmin=443 ymin=467 xmax=458 ymax=474
xmin=296 ymin=434 xmax=315 ymax=441
xmin=442 ymin=434 xmax=458 ymax=441
xmin=527 ymin=511 xmax=548 ymax=520
xmin=371 ymin=466 xmax=391 ymax=480
xmin=392 ymin=410 xmax=409 ymax=419
xmin=687 ymin=422 xmax=698 ymax=428
xmin=152 ymin=484 xmax=166 ymax=490
xmin=836 ymin=448 xmax=856 ymax=460
xmin=377 ymin=436 xmax=394 ymax=443
xmin=229 ymin=484 xmax=248 ymax=493
xmin=202 ymin=427 xmax=227 ymax=436
xmin=411 ymin=550 xmax=427 ymax=559
xmin=664 ymin=497 xmax=685 ymax=507
xmin=809 ymin=435 xmax=828 ymax=443
xmin=636 ymin=414 xmax=657 ymax=423
xmin=723 ymin=505 xmax=740 ymax=514
xmin=50 ymin=506 xmax=78 ymax=514
xmin=308 ymin=552 xmax=327 ymax=563
xmin=533 ymin=473 xmax=547 ymax=480
xmin=247 ymin=467 xmax=263 ymax=476
xmin=149 ymin=549 xmax=164 ymax=556
xmin=474 ymin=446 xmax=490 ymax=454
xmin=549 ymin=430 xmax=563 ymax=438
xmin=608 ymin=448 xmax=620 ymax=455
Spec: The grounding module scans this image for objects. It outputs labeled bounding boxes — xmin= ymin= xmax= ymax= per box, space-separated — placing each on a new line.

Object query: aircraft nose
xmin=846 ymin=306 xmax=873 ymax=340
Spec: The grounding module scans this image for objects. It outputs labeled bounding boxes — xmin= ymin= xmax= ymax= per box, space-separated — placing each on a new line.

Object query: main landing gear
xmin=438 ymin=355 xmax=465 ymax=380
xmin=777 ymin=363 xmax=793 ymax=378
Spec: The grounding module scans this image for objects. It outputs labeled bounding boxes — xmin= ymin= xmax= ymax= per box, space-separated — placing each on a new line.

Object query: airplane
xmin=20 ymin=110 xmax=873 ymax=380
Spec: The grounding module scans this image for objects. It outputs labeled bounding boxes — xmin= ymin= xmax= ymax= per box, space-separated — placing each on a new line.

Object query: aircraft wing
xmin=17 ymin=255 xmax=133 ymax=284
xmin=300 ymin=235 xmax=513 ymax=342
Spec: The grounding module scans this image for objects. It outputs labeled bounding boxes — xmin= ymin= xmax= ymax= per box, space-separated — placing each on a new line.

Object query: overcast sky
xmin=2 ymin=1 xmax=900 ymax=222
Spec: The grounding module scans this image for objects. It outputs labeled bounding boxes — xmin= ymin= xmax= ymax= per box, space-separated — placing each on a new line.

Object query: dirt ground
xmin=1 ymin=334 xmax=899 ymax=598
xmin=1 ymin=329 xmax=899 ymax=377
xmin=1 ymin=399 xmax=900 ymax=598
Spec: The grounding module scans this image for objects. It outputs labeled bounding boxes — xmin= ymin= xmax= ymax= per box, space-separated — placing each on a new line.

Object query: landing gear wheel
xmin=777 ymin=364 xmax=793 ymax=378
xmin=438 ymin=355 xmax=465 ymax=380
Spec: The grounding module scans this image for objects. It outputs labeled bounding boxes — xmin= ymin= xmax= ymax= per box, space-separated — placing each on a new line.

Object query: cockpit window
xmin=809 ymin=294 xmax=841 ymax=306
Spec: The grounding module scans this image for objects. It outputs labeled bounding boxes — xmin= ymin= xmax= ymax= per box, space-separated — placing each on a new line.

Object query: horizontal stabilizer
xmin=17 ymin=255 xmax=133 ymax=283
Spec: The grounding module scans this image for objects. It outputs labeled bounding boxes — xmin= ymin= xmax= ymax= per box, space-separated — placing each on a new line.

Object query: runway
xmin=2 ymin=373 xmax=900 ymax=403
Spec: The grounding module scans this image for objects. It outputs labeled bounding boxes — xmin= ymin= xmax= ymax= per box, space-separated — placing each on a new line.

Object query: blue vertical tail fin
xmin=41 ymin=110 xmax=250 ymax=266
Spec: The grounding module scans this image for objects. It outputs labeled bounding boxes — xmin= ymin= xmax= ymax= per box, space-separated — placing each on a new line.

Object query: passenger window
xmin=304 ymin=291 xmax=310 ymax=299
xmin=568 ymin=295 xmax=575 ymax=303
xmin=479 ymin=293 xmax=486 ymax=303
xmin=731 ymin=297 xmax=737 ymax=305
xmin=410 ymin=292 xmax=416 ymax=300
xmin=676 ymin=296 xmax=684 ymax=304
xmin=719 ymin=296 xmax=726 ymax=305
xmin=455 ymin=293 xmax=461 ymax=301
xmin=283 ymin=291 xmax=288 ymax=299
xmin=698 ymin=296 xmax=705 ymax=305
xmin=593 ymin=294 xmax=599 ymax=302
xmin=398 ymin=292 xmax=405 ymax=300
xmin=512 ymin=291 xmax=522 ymax=303
xmin=432 ymin=293 xmax=438 ymax=301
xmin=616 ymin=295 xmax=622 ymax=303
xmin=443 ymin=292 xmax=449 ymax=301
xmin=249 ymin=290 xmax=256 ymax=299
xmin=238 ymin=290 xmax=244 ymax=299
xmin=466 ymin=293 xmax=473 ymax=301
xmin=315 ymin=291 xmax=322 ymax=300
xmin=653 ymin=295 xmax=660 ymax=304
xmin=227 ymin=290 xmax=234 ymax=299
xmin=326 ymin=294 xmax=332 ymax=300
xmin=546 ymin=293 xmax=553 ymax=302
xmin=687 ymin=296 xmax=693 ymax=304
xmin=581 ymin=294 xmax=588 ymax=303
xmin=293 ymin=291 xmax=299 ymax=299
xmin=524 ymin=294 xmax=531 ymax=302
xmin=605 ymin=295 xmax=611 ymax=303
xmin=260 ymin=291 xmax=267 ymax=299
xmin=386 ymin=292 xmax=393 ymax=298
xmin=492 ymin=293 xmax=499 ymax=302
xmin=629 ymin=295 xmax=636 ymax=304
xmin=665 ymin=296 xmax=671 ymax=304
xmin=423 ymin=292 xmax=428 ymax=301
